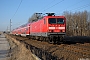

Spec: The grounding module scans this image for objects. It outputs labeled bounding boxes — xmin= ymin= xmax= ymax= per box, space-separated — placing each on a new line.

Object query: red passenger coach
xmin=12 ymin=23 xmax=31 ymax=36
xmin=20 ymin=23 xmax=31 ymax=36
xmin=30 ymin=13 xmax=66 ymax=43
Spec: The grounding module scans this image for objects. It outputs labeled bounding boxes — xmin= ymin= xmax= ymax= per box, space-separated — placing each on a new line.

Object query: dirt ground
xmin=6 ymin=34 xmax=90 ymax=60
xmin=7 ymin=36 xmax=38 ymax=60
xmin=9 ymin=44 xmax=36 ymax=60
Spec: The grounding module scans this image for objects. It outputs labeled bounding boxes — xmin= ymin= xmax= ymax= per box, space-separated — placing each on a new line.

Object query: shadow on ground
xmin=63 ymin=36 xmax=90 ymax=44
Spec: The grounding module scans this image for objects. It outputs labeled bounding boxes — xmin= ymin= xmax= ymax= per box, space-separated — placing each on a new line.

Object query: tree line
xmin=63 ymin=11 xmax=90 ymax=36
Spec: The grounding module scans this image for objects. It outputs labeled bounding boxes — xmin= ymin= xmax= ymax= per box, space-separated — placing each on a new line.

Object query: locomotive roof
xmin=43 ymin=15 xmax=65 ymax=18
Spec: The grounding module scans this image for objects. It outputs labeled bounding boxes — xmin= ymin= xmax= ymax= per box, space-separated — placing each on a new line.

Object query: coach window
xmin=44 ymin=19 xmax=46 ymax=24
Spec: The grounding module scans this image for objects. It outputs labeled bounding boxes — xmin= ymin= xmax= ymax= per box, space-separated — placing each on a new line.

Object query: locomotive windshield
xmin=48 ymin=18 xmax=56 ymax=24
xmin=48 ymin=18 xmax=64 ymax=24
xmin=57 ymin=18 xmax=64 ymax=24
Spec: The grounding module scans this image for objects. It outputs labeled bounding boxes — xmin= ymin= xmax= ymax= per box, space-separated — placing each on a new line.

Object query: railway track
xmin=7 ymin=34 xmax=90 ymax=60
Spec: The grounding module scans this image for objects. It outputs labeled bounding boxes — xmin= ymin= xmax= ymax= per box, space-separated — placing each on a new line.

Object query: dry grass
xmin=6 ymin=34 xmax=38 ymax=60
xmin=8 ymin=41 xmax=36 ymax=60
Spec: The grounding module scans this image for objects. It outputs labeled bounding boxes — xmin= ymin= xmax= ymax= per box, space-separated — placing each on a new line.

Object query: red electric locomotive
xmin=30 ymin=13 xmax=66 ymax=43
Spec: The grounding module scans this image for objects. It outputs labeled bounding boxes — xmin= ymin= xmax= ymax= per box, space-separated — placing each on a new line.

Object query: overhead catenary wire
xmin=11 ymin=0 xmax=23 ymax=19
xmin=70 ymin=3 xmax=90 ymax=12
xmin=41 ymin=0 xmax=56 ymax=10
xmin=42 ymin=0 xmax=64 ymax=12
xmin=57 ymin=0 xmax=90 ymax=15
xmin=76 ymin=3 xmax=90 ymax=10
xmin=34 ymin=0 xmax=56 ymax=16
xmin=64 ymin=0 xmax=84 ymax=11
xmin=42 ymin=0 xmax=86 ymax=15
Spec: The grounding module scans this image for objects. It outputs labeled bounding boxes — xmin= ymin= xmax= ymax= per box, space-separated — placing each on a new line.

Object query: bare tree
xmin=63 ymin=10 xmax=89 ymax=36
xmin=28 ymin=13 xmax=43 ymax=23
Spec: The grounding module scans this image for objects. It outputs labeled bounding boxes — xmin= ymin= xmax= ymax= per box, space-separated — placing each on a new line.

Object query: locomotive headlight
xmin=49 ymin=30 xmax=53 ymax=32
xmin=52 ymin=25 xmax=54 ymax=27
xmin=49 ymin=30 xmax=51 ymax=32
xmin=56 ymin=25 xmax=57 ymax=26
xmin=63 ymin=30 xmax=65 ymax=32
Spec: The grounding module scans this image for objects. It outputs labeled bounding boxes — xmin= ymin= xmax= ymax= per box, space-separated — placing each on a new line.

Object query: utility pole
xmin=10 ymin=19 xmax=12 ymax=33
xmin=7 ymin=26 xmax=9 ymax=32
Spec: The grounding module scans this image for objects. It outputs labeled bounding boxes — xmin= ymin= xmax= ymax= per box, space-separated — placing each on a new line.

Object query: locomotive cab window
xmin=57 ymin=18 xmax=64 ymax=24
xmin=48 ymin=18 xmax=64 ymax=24
xmin=48 ymin=18 xmax=56 ymax=24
